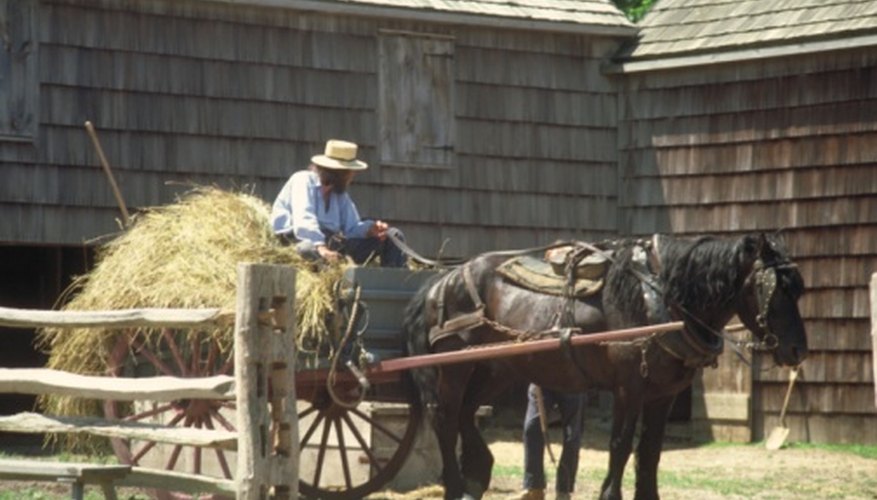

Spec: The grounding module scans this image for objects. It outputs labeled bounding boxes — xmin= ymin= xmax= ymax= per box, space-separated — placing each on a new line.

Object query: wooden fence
xmin=0 ymin=263 xmax=297 ymax=499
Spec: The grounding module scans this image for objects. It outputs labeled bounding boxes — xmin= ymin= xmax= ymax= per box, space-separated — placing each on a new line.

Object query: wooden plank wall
xmin=618 ymin=49 xmax=877 ymax=444
xmin=0 ymin=0 xmax=623 ymax=257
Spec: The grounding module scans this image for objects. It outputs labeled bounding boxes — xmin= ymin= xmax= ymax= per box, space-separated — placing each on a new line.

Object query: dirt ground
xmin=1 ymin=418 xmax=875 ymax=499
xmin=371 ymin=419 xmax=877 ymax=500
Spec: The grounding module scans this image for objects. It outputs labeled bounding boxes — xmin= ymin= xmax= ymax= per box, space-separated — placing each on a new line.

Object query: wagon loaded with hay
xmin=38 ymin=187 xmax=436 ymax=499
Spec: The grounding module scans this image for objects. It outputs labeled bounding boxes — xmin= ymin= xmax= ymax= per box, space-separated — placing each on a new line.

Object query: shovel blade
xmin=765 ymin=426 xmax=790 ymax=450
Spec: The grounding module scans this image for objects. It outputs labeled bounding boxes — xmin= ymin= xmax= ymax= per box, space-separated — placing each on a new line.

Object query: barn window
xmin=378 ymin=30 xmax=455 ymax=169
xmin=0 ymin=0 xmax=37 ymax=141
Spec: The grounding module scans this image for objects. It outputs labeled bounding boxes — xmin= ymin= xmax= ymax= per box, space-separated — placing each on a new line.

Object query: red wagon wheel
xmin=104 ymin=329 xmax=236 ymax=500
xmin=296 ymin=370 xmax=422 ymax=499
xmin=104 ymin=329 xmax=421 ymax=500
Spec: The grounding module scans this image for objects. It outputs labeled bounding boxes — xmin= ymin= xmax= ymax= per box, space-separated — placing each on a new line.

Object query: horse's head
xmin=736 ymin=233 xmax=808 ymax=366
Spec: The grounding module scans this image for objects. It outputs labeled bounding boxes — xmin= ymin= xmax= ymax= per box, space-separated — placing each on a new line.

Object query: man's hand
xmin=367 ymin=220 xmax=390 ymax=241
xmin=317 ymin=244 xmax=341 ymax=263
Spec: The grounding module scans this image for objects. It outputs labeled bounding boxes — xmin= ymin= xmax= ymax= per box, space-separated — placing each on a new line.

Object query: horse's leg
xmin=458 ymin=366 xmax=510 ymax=498
xmin=633 ymin=395 xmax=675 ymax=500
xmin=435 ymin=362 xmax=476 ymax=500
xmin=600 ymin=388 xmax=642 ymax=500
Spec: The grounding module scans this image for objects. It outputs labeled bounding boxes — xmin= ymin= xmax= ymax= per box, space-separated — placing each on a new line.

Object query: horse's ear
xmin=741 ymin=234 xmax=760 ymax=259
xmin=757 ymin=232 xmax=783 ymax=262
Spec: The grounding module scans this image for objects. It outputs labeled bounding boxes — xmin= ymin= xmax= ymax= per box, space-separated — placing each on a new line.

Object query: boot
xmin=555 ymin=493 xmax=572 ymax=500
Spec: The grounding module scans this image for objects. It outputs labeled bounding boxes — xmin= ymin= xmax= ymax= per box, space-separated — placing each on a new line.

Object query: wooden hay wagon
xmin=98 ymin=263 xmax=676 ymax=500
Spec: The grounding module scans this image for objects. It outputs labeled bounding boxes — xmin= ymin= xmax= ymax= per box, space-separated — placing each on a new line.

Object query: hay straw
xmin=36 ymin=186 xmax=350 ymax=450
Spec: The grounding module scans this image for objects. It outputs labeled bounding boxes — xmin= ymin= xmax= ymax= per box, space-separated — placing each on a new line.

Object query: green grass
xmin=0 ymin=489 xmax=142 ymax=500
xmin=785 ymin=442 xmax=877 ymax=460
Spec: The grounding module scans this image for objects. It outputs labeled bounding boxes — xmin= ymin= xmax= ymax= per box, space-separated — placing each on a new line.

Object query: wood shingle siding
xmin=4 ymin=0 xmax=624 ymax=255
xmin=617 ymin=0 xmax=877 ymax=442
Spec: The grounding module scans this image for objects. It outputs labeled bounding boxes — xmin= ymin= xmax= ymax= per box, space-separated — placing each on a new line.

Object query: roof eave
xmin=209 ymin=0 xmax=639 ymax=37
xmin=605 ymin=32 xmax=877 ymax=74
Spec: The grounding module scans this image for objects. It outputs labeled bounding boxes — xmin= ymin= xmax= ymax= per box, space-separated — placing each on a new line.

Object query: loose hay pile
xmin=37 ymin=186 xmax=350 ymax=449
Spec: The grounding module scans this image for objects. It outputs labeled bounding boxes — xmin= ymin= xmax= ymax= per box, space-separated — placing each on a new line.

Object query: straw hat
xmin=311 ymin=139 xmax=368 ymax=170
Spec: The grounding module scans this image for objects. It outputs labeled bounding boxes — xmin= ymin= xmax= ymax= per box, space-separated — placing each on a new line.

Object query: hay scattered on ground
xmin=36 ymin=186 xmax=349 ymax=448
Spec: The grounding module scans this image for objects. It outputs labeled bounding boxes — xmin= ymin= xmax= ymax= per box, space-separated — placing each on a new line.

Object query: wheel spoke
xmin=299 ymin=413 xmax=325 ymax=449
xmin=341 ymin=412 xmax=384 ymax=476
xmin=205 ymin=337 xmax=219 ymax=375
xmin=190 ymin=333 xmax=201 ymax=375
xmin=334 ymin=417 xmax=352 ymax=489
xmin=193 ymin=420 xmax=203 ymax=475
xmin=351 ymin=407 xmax=403 ymax=444
xmin=313 ymin=416 xmax=333 ymax=488
xmin=203 ymin=415 xmax=233 ymax=479
xmin=298 ymin=405 xmax=318 ymax=421
xmin=161 ymin=329 xmax=188 ymax=377
xmin=131 ymin=410 xmax=185 ymax=464
xmin=132 ymin=338 xmax=177 ymax=377
xmin=210 ymin=408 xmax=236 ymax=432
xmin=131 ymin=440 xmax=157 ymax=466
xmin=124 ymin=403 xmax=175 ymax=422
xmin=218 ymin=356 xmax=233 ymax=376
xmin=166 ymin=443 xmax=184 ymax=471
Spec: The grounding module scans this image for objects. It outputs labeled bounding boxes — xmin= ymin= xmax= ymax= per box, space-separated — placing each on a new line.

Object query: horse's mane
xmin=660 ymin=236 xmax=752 ymax=315
xmin=603 ymin=235 xmax=756 ymax=325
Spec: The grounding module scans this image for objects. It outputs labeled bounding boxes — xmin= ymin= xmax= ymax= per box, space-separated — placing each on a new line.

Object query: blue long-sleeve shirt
xmin=270 ymin=170 xmax=371 ymax=245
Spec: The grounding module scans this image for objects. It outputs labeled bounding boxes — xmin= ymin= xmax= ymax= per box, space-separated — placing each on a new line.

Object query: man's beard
xmin=331 ymin=183 xmax=348 ymax=194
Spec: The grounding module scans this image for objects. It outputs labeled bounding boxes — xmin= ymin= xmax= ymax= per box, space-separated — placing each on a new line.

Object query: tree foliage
xmin=612 ymin=0 xmax=658 ymax=22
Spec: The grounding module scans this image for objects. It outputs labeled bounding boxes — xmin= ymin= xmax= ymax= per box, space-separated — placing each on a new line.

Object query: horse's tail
xmin=401 ymin=271 xmax=445 ymax=419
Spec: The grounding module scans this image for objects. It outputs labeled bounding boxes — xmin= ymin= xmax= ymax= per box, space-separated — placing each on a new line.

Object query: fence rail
xmin=0 ymin=263 xmax=298 ymax=499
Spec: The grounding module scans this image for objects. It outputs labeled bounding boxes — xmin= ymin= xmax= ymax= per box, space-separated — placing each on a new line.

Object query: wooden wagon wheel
xmin=104 ymin=328 xmax=422 ymax=500
xmin=296 ymin=371 xmax=422 ymax=500
xmin=103 ymin=329 xmax=235 ymax=500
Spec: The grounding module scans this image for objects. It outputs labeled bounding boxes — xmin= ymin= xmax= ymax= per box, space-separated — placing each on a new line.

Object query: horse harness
xmin=425 ymin=235 xmax=788 ymax=377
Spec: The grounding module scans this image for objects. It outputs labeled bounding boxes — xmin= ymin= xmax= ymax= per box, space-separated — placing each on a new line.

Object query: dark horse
xmin=402 ymin=233 xmax=808 ymax=500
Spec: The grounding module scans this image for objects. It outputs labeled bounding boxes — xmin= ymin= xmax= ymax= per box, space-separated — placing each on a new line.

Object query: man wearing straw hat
xmin=271 ymin=139 xmax=406 ymax=267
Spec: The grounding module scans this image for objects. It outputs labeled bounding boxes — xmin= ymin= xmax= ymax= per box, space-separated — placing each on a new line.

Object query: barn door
xmin=377 ymin=30 xmax=455 ymax=168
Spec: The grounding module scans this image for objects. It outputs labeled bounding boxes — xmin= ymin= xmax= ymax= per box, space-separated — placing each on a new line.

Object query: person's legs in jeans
xmin=555 ymin=391 xmax=585 ymax=495
xmin=522 ymin=384 xmax=547 ymax=492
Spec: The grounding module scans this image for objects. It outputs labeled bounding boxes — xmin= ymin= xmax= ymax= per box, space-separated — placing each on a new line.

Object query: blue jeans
xmin=523 ymin=384 xmax=585 ymax=494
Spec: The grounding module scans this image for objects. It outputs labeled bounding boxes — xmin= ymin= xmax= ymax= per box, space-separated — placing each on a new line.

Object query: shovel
xmin=765 ymin=366 xmax=799 ymax=450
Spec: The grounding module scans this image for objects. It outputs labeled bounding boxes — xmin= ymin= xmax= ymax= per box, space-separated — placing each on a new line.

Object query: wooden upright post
xmin=234 ymin=264 xmax=298 ymax=499
xmin=870 ymin=273 xmax=877 ymax=408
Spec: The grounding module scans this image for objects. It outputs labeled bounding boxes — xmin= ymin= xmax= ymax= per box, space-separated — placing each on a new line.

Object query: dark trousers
xmin=281 ymin=227 xmax=406 ymax=267
xmin=333 ymin=234 xmax=406 ymax=267
xmin=523 ymin=384 xmax=585 ymax=493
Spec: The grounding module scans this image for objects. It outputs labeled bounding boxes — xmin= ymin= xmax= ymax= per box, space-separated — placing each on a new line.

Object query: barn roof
xmin=213 ymin=0 xmax=637 ymax=36
xmin=611 ymin=0 xmax=877 ymax=72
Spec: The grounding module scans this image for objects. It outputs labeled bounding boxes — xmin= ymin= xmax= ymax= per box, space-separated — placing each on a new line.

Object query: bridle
xmin=745 ymin=256 xmax=798 ymax=353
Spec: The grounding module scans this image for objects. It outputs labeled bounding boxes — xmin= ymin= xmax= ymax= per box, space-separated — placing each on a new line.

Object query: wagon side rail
xmin=0 ymin=263 xmax=297 ymax=500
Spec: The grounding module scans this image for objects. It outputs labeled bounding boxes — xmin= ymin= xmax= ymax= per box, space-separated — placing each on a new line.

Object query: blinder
xmin=749 ymin=258 xmax=797 ymax=352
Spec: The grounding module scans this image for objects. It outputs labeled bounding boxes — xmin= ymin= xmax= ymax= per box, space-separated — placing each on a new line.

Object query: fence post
xmin=234 ymin=264 xmax=298 ymax=499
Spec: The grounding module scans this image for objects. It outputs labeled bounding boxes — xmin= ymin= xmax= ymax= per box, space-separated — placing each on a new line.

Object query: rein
xmin=387 ymin=228 xmax=576 ymax=270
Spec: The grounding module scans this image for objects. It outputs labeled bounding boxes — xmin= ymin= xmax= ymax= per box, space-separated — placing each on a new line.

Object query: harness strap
xmin=428 ymin=264 xmax=487 ymax=346
xmin=462 ymin=263 xmax=484 ymax=309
